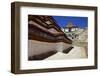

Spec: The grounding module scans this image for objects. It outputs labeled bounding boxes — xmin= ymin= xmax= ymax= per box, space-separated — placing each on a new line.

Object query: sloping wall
xmin=28 ymin=40 xmax=71 ymax=57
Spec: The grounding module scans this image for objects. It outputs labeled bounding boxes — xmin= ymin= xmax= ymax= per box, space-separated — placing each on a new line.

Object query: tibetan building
xmin=62 ymin=22 xmax=79 ymax=40
xmin=28 ymin=15 xmax=72 ymax=60
xmin=63 ymin=22 xmax=79 ymax=32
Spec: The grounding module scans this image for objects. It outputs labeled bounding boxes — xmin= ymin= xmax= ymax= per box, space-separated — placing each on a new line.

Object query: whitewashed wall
xmin=28 ymin=40 xmax=71 ymax=56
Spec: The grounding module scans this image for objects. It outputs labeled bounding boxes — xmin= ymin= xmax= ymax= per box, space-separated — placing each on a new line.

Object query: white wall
xmin=28 ymin=40 xmax=71 ymax=56
xmin=0 ymin=0 xmax=100 ymax=76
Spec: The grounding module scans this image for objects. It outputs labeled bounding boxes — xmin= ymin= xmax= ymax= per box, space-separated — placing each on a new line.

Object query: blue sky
xmin=52 ymin=16 xmax=88 ymax=28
